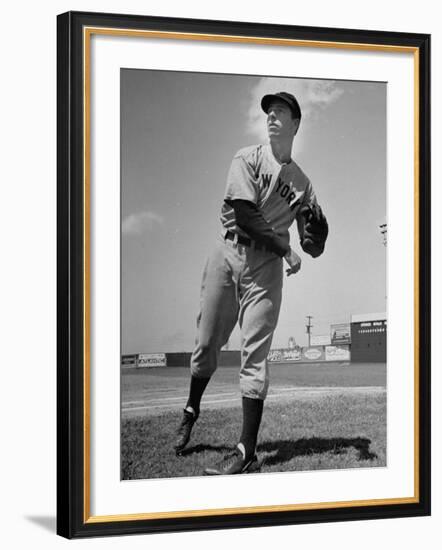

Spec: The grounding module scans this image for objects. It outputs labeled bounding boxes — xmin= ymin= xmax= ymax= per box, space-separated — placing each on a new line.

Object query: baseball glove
xmin=298 ymin=203 xmax=328 ymax=258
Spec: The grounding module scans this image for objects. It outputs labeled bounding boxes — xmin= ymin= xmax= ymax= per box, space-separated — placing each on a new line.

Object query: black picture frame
xmin=57 ymin=10 xmax=431 ymax=539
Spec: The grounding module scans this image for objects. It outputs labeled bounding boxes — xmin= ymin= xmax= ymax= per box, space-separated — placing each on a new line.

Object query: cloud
xmin=122 ymin=211 xmax=164 ymax=235
xmin=246 ymin=77 xmax=344 ymax=144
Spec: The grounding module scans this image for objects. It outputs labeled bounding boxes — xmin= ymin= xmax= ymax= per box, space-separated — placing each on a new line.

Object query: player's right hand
xmin=284 ymin=248 xmax=302 ymax=276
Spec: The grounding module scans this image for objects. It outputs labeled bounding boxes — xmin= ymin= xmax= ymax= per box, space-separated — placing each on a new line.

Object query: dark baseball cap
xmin=261 ymin=92 xmax=302 ymax=120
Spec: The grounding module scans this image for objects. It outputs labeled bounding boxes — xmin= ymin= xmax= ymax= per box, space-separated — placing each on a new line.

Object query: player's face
xmin=266 ymin=100 xmax=299 ymax=141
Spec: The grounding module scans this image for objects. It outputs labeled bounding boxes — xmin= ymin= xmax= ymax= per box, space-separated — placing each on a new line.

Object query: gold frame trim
xmin=82 ymin=27 xmax=420 ymax=524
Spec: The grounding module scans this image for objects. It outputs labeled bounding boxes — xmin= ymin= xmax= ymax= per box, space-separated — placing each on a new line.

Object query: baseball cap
xmin=261 ymin=92 xmax=302 ymax=120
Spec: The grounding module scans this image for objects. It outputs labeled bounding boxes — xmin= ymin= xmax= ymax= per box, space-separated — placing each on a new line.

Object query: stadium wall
xmin=122 ymin=346 xmax=352 ymax=368
xmin=268 ymin=345 xmax=351 ymax=364
xmin=124 ymin=350 xmax=242 ymax=368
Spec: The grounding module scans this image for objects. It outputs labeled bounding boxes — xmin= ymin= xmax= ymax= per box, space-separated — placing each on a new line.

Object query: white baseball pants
xmin=190 ymin=235 xmax=283 ymax=399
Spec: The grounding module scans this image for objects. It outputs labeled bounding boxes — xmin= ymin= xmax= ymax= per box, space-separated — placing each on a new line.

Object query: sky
xmin=121 ymin=69 xmax=386 ymax=354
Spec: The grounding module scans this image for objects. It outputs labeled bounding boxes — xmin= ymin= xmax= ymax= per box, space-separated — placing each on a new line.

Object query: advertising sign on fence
xmin=121 ymin=354 xmax=138 ymax=368
xmin=330 ymin=323 xmax=351 ymax=345
xmin=325 ymin=345 xmax=351 ymax=361
xmin=137 ymin=353 xmax=167 ymax=368
xmin=267 ymin=348 xmax=302 ymax=363
xmin=281 ymin=348 xmax=302 ymax=361
xmin=301 ymin=346 xmax=325 ymax=361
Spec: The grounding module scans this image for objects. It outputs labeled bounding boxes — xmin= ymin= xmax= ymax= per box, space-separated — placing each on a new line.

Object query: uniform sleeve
xmin=224 ymin=153 xmax=258 ymax=204
xmin=225 ymin=199 xmax=290 ymax=257
xmin=295 ymin=178 xmax=316 ymax=235
xmin=300 ymin=178 xmax=318 ymax=208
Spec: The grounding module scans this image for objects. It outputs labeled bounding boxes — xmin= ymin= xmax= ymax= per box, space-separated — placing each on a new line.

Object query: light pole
xmin=306 ymin=316 xmax=313 ymax=347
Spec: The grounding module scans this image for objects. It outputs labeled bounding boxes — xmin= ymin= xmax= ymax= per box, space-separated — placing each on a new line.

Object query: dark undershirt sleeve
xmin=225 ymin=199 xmax=290 ymax=258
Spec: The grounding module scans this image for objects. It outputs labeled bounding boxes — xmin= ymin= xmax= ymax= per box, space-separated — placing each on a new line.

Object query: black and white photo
xmin=120 ymin=70 xmax=387 ymax=480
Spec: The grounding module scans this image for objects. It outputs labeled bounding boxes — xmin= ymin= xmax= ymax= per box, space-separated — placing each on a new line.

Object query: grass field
xmin=121 ymin=362 xmax=386 ymax=480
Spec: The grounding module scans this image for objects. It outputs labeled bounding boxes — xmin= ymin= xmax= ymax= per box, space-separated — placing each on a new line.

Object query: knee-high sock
xmin=239 ymin=397 xmax=264 ymax=459
xmin=185 ymin=376 xmax=210 ymax=417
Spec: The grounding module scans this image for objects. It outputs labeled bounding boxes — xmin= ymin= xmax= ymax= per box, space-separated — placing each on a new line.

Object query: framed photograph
xmin=57 ymin=11 xmax=431 ymax=539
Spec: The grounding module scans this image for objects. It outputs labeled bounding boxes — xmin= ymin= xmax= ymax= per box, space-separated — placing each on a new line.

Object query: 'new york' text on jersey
xmin=220 ymin=144 xmax=317 ymax=249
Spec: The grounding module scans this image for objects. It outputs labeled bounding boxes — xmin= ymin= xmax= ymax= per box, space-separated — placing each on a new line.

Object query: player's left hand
xmin=284 ymin=248 xmax=302 ymax=276
xmin=298 ymin=203 xmax=329 ymax=258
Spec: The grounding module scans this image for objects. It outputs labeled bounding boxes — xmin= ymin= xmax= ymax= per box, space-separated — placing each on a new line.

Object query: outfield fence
xmin=122 ymin=346 xmax=351 ymax=368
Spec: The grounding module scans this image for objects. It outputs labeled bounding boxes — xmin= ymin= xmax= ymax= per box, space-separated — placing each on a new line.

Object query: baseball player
xmin=174 ymin=91 xmax=328 ymax=475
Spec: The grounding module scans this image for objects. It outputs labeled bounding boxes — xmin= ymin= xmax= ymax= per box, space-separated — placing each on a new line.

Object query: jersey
xmin=220 ymin=144 xmax=316 ymax=250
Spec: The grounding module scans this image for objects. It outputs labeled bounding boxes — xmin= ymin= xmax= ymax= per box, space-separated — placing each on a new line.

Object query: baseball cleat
xmin=174 ymin=408 xmax=197 ymax=455
xmin=204 ymin=448 xmax=260 ymax=475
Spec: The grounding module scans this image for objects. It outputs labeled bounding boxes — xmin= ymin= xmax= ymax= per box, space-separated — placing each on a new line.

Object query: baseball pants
xmin=190 ymin=234 xmax=283 ymax=399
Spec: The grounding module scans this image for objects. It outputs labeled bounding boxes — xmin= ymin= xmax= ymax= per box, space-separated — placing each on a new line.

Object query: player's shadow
xmin=257 ymin=437 xmax=378 ymax=466
xmin=178 ymin=443 xmax=233 ymax=456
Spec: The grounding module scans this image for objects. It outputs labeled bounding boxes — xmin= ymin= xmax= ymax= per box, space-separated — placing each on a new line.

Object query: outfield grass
xmin=121 ymin=389 xmax=386 ymax=480
xmin=122 ymin=362 xmax=386 ymax=399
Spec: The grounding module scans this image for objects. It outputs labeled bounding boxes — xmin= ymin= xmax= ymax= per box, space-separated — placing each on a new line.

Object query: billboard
xmin=330 ymin=323 xmax=351 ymax=345
xmin=268 ymin=345 xmax=349 ymax=363
xmin=325 ymin=345 xmax=351 ymax=361
xmin=137 ymin=353 xmax=167 ymax=368
xmin=301 ymin=346 xmax=325 ymax=361
xmin=268 ymin=348 xmax=302 ymax=363
xmin=121 ymin=354 xmax=138 ymax=367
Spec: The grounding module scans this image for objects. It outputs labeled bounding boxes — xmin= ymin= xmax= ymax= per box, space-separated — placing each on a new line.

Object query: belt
xmin=225 ymin=230 xmax=267 ymax=252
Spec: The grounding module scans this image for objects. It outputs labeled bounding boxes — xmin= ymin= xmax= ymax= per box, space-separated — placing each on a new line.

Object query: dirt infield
xmin=122 ymin=362 xmax=386 ymax=418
